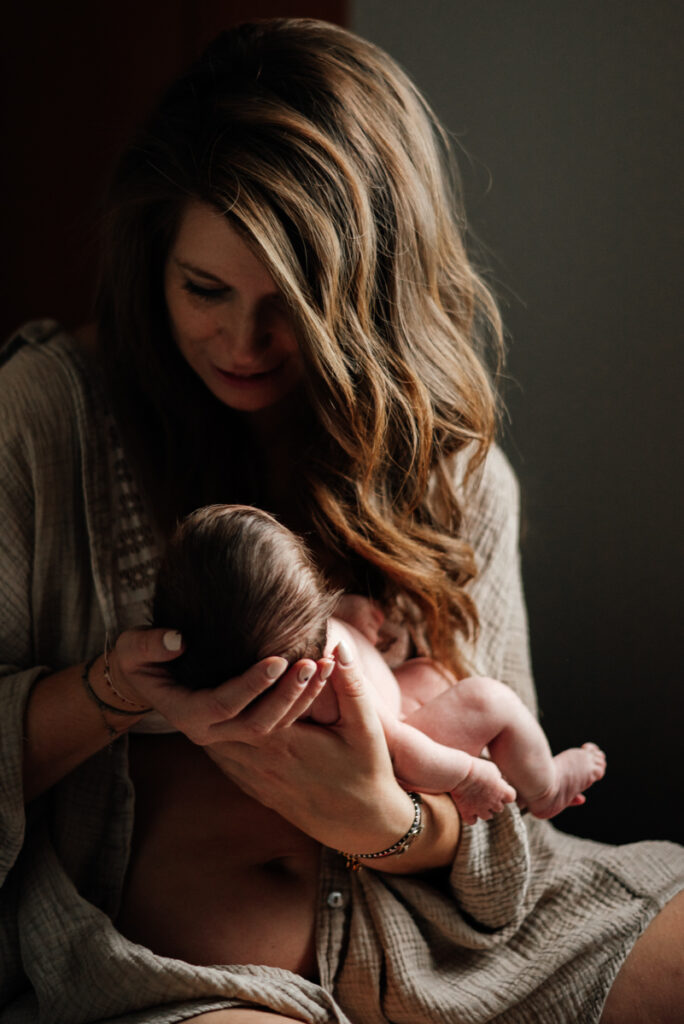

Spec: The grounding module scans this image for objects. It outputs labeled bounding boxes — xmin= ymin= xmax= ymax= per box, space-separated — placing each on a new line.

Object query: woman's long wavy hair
xmin=96 ymin=18 xmax=503 ymax=677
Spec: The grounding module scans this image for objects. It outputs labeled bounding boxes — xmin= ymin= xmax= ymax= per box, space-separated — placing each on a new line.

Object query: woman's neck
xmin=241 ymin=400 xmax=311 ymax=532
xmin=242 ymin=383 xmax=310 ymax=452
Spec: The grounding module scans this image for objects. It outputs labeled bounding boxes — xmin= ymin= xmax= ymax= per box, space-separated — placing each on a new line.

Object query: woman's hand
xmin=22 ymin=628 xmax=330 ymax=803
xmin=108 ymin=628 xmax=331 ymax=741
xmin=201 ymin=642 xmax=460 ymax=866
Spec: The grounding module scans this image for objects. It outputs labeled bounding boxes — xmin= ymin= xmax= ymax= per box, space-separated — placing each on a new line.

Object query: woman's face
xmin=164 ymin=201 xmax=303 ymax=415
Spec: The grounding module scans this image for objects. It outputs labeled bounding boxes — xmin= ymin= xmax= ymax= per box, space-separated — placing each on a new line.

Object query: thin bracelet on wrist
xmin=103 ymin=633 xmax=151 ymax=711
xmin=337 ymin=791 xmax=424 ymax=871
xmin=81 ymin=656 xmax=151 ymax=744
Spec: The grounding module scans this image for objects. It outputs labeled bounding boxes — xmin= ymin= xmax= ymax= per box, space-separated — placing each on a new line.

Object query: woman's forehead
xmin=169 ymin=201 xmax=279 ymax=292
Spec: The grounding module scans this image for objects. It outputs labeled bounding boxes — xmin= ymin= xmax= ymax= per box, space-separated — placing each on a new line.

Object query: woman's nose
xmin=223 ymin=308 xmax=269 ymax=359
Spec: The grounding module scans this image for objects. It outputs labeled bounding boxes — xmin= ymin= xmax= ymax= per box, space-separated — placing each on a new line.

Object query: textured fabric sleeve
xmin=462 ymin=445 xmax=537 ymax=711
xmin=0 ymin=351 xmax=52 ymax=1001
xmin=0 ymin=349 xmax=48 ymax=869
xmin=445 ymin=445 xmax=536 ymax=930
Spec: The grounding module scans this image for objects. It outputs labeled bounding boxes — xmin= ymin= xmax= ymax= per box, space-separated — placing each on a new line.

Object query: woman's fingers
xmin=155 ymin=656 xmax=289 ymax=742
xmin=207 ymin=656 xmax=336 ymax=736
xmin=208 ymin=658 xmax=317 ymax=738
xmin=275 ymin=658 xmax=335 ymax=728
xmin=206 ymin=657 xmax=290 ymax=719
xmin=114 ymin=627 xmax=186 ymax=666
xmin=327 ymin=640 xmax=384 ymax=740
xmin=104 ymin=627 xmax=187 ymax=706
xmin=162 ymin=656 xmax=336 ymax=746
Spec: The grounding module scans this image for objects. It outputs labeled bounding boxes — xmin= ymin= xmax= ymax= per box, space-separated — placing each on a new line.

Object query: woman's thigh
xmin=600 ymin=888 xmax=684 ymax=1024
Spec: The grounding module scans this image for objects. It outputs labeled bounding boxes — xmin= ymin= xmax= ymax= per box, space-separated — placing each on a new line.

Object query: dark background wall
xmin=0 ymin=0 xmax=347 ymax=339
xmin=353 ymin=0 xmax=683 ymax=844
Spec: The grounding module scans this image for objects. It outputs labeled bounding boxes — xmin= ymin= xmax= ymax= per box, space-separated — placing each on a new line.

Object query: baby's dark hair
xmin=153 ymin=504 xmax=341 ymax=689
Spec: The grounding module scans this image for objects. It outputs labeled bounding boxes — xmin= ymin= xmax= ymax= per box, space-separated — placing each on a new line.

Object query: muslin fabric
xmin=1 ymin=322 xmax=682 ymax=1023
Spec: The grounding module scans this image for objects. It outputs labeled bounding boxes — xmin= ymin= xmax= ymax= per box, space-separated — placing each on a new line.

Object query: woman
xmin=0 ymin=18 xmax=682 ymax=1024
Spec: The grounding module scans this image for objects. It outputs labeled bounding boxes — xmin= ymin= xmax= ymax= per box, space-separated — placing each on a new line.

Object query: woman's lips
xmin=213 ymin=362 xmax=284 ymax=386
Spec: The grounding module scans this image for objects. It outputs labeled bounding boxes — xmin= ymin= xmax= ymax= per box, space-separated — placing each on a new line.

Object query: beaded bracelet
xmin=338 ymin=792 xmax=423 ymax=871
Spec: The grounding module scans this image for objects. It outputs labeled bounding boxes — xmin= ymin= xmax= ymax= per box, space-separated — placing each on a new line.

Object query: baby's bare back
xmin=308 ymin=618 xmax=422 ymax=724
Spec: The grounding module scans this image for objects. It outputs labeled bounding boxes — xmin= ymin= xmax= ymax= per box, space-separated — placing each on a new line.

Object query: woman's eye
xmin=182 ymin=279 xmax=228 ymax=302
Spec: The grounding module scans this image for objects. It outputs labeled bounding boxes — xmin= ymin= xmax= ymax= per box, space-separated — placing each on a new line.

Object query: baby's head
xmin=153 ymin=504 xmax=340 ymax=689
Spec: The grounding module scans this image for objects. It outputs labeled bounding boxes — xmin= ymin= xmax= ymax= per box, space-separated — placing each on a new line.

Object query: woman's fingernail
xmin=163 ymin=630 xmax=183 ymax=651
xmin=298 ymin=664 xmax=315 ymax=684
xmin=265 ymin=657 xmax=289 ymax=680
xmin=336 ymin=640 xmax=353 ymax=666
xmin=319 ymin=659 xmax=334 ymax=681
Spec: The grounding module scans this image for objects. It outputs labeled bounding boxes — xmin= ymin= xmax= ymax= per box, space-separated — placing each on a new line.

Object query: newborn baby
xmin=153 ymin=504 xmax=605 ymax=824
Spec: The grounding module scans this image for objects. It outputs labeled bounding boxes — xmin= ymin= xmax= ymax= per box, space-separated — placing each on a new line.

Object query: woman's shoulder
xmin=0 ymin=320 xmax=96 ymax=442
xmin=448 ymin=443 xmax=520 ymax=532
xmin=471 ymin=443 xmax=518 ymax=501
xmin=1 ymin=318 xmax=91 ymax=380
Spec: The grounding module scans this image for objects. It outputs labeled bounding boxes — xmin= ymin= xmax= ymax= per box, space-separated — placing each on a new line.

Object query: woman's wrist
xmin=360 ymin=792 xmax=461 ymax=875
xmin=338 ymin=791 xmax=424 ymax=869
xmin=318 ymin=779 xmax=418 ymax=858
xmin=81 ymin=654 xmax=152 ymax=736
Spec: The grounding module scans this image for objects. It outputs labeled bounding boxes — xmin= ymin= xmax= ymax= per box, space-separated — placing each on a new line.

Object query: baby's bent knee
xmin=457 ymin=676 xmax=519 ymax=717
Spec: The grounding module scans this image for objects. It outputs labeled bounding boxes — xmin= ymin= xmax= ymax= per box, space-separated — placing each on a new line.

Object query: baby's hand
xmin=335 ymin=594 xmax=385 ymax=647
xmin=450 ymin=758 xmax=517 ymax=825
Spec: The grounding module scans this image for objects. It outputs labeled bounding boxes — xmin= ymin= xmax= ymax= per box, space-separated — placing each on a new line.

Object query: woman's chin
xmin=207 ymin=363 xmax=301 ymax=414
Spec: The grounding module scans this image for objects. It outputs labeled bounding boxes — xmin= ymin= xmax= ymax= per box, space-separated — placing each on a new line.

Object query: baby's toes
xmin=582 ymin=742 xmax=607 ymax=779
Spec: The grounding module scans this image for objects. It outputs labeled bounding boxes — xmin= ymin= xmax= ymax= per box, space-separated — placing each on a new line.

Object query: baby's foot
xmin=526 ymin=743 xmax=606 ymax=819
xmin=451 ymin=758 xmax=517 ymax=826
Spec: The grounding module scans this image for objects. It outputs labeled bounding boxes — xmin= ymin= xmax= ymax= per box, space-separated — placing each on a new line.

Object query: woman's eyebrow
xmin=175 ymin=258 xmax=227 ymax=285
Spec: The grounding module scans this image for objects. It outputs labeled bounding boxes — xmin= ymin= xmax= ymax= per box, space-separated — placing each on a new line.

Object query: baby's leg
xmin=405 ymin=676 xmax=606 ymax=819
xmin=379 ymin=711 xmax=517 ymax=825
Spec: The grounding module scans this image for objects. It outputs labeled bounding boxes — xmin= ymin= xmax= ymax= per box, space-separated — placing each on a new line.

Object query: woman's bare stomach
xmin=117 ymin=733 xmax=321 ymax=978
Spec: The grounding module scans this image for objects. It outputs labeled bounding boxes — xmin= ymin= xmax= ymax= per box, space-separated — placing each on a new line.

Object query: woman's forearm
xmin=22 ymin=627 xmax=207 ymax=802
xmin=22 ymin=657 xmax=147 ymax=802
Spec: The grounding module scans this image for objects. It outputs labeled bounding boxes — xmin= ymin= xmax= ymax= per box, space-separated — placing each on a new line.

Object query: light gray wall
xmin=352 ymin=0 xmax=683 ymax=843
